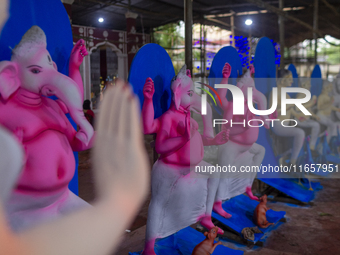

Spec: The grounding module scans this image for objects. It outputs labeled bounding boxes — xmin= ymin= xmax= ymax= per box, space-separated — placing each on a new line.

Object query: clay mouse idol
xmin=253 ymin=195 xmax=274 ymax=228
xmin=192 ymin=226 xmax=222 ymax=255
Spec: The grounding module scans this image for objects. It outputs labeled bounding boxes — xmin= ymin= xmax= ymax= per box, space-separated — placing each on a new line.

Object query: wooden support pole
xmin=200 ymin=23 xmax=203 ymax=77
xmin=248 ymin=25 xmax=252 ymax=65
xmin=279 ymin=0 xmax=285 ymax=69
xmin=314 ymin=0 xmax=319 ymax=65
xmin=203 ymin=27 xmax=206 ymax=77
xmin=231 ymin=12 xmax=235 ymax=46
xmin=184 ymin=0 xmax=193 ymax=74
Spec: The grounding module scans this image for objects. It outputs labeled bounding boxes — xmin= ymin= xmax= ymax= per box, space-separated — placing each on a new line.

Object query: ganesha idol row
xmin=140 ymin=62 xmax=269 ymax=254
xmin=271 ymin=69 xmax=340 ymax=167
xmin=0 ymin=21 xmax=151 ymax=255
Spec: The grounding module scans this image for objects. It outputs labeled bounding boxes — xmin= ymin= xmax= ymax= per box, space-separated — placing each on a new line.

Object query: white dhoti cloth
xmin=317 ymin=114 xmax=340 ymax=143
xmin=145 ymin=160 xmax=220 ymax=240
xmin=6 ymin=189 xmax=90 ymax=232
xmin=216 ymin=141 xmax=265 ymax=201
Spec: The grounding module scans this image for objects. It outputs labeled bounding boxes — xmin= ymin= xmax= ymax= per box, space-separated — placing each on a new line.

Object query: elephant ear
xmin=171 ymin=64 xmax=187 ymax=110
xmin=0 ymin=61 xmax=20 ymax=100
xmin=171 ymin=79 xmax=182 ymax=110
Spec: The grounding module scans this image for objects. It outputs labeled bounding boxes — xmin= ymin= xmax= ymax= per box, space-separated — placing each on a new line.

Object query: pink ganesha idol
xmin=213 ymin=63 xmax=269 ymax=218
xmin=0 ymin=26 xmax=94 ymax=232
xmin=141 ymin=65 xmax=230 ymax=255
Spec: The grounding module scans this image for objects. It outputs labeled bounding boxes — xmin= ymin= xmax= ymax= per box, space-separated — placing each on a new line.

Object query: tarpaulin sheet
xmin=259 ymin=178 xmax=315 ymax=203
xmin=302 ymin=180 xmax=323 ymax=191
xmin=326 ymin=154 xmax=340 ymax=164
xmin=212 ymin=194 xmax=285 ymax=243
xmin=130 ymin=226 xmax=244 ymax=255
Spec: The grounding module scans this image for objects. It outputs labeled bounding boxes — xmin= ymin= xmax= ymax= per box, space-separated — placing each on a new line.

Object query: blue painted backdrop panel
xmin=310 ymin=65 xmax=323 ymax=97
xmin=208 ymin=46 xmax=243 ymax=82
xmin=208 ymin=46 xmax=243 ymax=115
xmin=288 ymin=64 xmax=298 ymax=98
xmin=254 ymin=37 xmax=276 ymax=97
xmin=128 ymin=43 xmax=175 ymax=118
xmin=0 ymin=0 xmax=79 ymax=195
xmin=254 ymin=37 xmax=278 ymax=175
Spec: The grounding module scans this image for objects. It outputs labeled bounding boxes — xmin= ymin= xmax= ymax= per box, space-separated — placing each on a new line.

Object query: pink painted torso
xmin=157 ymin=109 xmax=203 ymax=166
xmin=0 ymin=89 xmax=75 ymax=194
xmin=222 ymin=99 xmax=259 ymax=146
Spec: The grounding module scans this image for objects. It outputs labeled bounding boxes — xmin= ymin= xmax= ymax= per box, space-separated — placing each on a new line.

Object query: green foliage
xmin=193 ymin=48 xmax=201 ymax=61
xmin=318 ymin=41 xmax=340 ymax=65
xmin=303 ymin=38 xmax=340 ymax=65
xmin=153 ymin=23 xmax=183 ymax=49
xmin=153 ymin=23 xmax=185 ymax=74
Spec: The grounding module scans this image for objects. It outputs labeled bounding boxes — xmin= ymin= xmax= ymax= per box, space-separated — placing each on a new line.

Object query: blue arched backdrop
xmin=208 ymin=46 xmax=243 ymax=115
xmin=288 ymin=64 xmax=299 ymax=98
xmin=311 ymin=64 xmax=323 ymax=97
xmin=254 ymin=44 xmax=316 ymax=201
xmin=208 ymin=46 xmax=243 ymax=83
xmin=286 ymin=63 xmax=322 ymax=97
xmin=254 ymin=37 xmax=277 ymax=97
xmin=0 ymin=0 xmax=79 ymax=195
xmin=254 ymin=37 xmax=278 ymax=177
xmin=128 ymin=43 xmax=175 ymax=118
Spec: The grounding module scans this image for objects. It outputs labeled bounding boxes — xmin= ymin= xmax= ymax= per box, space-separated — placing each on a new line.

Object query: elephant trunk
xmin=40 ymin=72 xmax=94 ymax=146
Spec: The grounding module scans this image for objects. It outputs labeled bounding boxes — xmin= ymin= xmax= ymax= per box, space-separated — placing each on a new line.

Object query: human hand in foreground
xmin=94 ymin=79 xmax=150 ymax=205
xmin=0 ymin=80 xmax=149 ymax=255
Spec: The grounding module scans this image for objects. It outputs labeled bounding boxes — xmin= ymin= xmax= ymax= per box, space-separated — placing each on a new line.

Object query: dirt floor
xmin=78 ymin=141 xmax=340 ymax=255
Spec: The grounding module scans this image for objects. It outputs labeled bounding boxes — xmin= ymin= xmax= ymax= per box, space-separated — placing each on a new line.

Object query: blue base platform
xmin=129 ymin=226 xmax=243 ymax=255
xmin=212 ymin=194 xmax=285 ymax=243
xmin=326 ymin=154 xmax=340 ymax=164
xmin=301 ymin=180 xmax=323 ymax=191
xmin=259 ymin=178 xmax=316 ymax=203
xmin=305 ymin=164 xmax=332 ymax=177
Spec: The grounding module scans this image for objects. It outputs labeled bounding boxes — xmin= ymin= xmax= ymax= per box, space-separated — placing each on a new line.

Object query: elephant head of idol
xmin=0 ymin=26 xmax=93 ymax=145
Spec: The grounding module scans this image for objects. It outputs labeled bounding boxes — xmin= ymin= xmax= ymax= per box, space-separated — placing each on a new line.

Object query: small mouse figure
xmin=253 ymin=195 xmax=274 ymax=228
xmin=192 ymin=226 xmax=222 ymax=255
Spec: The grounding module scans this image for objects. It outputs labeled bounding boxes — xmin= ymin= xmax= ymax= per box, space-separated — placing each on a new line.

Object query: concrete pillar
xmin=125 ymin=11 xmax=138 ymax=71
xmin=83 ymin=55 xmax=91 ymax=101
xmin=117 ymin=52 xmax=128 ymax=81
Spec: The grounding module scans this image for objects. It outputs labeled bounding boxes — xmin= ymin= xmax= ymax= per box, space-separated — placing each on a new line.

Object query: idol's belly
xmin=160 ymin=131 xmax=204 ymax=166
xmin=16 ymin=130 xmax=75 ymax=193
